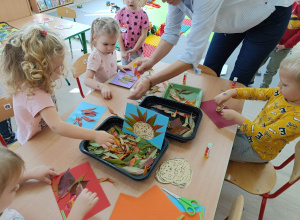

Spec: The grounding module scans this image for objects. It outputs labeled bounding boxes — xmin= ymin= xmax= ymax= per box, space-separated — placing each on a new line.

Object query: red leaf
xmin=145 ymin=157 xmax=154 ymax=168
xmin=84 ymin=112 xmax=97 ymax=116
xmin=81 ymin=116 xmax=95 ymax=122
xmin=81 ymin=108 xmax=96 ymax=113
xmin=169 ymin=118 xmax=182 ymax=129
xmin=58 ymin=168 xmax=75 ymax=199
xmin=107 ymin=106 xmax=118 ymax=116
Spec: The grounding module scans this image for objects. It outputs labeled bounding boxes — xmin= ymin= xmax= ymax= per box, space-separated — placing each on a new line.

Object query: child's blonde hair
xmin=0 ymin=24 xmax=68 ymax=96
xmin=0 ymin=147 xmax=24 ymax=195
xmin=90 ymin=17 xmax=120 ymax=50
xmin=280 ymin=53 xmax=300 ymax=84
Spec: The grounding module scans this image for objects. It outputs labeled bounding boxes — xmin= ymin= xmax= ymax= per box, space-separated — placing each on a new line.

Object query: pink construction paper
xmin=200 ymin=100 xmax=236 ymax=128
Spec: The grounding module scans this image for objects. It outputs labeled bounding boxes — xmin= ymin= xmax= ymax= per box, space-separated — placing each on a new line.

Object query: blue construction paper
xmin=65 ymin=102 xmax=106 ymax=129
xmin=123 ymin=103 xmax=169 ymax=150
xmin=167 ymin=195 xmax=205 ymax=215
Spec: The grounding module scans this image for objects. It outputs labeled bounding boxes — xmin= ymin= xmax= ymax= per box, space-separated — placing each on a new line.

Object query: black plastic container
xmin=79 ymin=116 xmax=169 ymax=181
xmin=139 ymin=96 xmax=203 ymax=142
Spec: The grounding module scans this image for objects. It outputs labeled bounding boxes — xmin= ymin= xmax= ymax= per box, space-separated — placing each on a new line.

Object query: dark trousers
xmin=203 ymin=5 xmax=292 ymax=86
xmin=0 ymin=119 xmax=13 ymax=139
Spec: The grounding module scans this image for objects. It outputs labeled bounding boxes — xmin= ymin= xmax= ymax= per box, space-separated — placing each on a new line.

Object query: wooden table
xmin=8 ymin=14 xmax=90 ymax=54
xmin=11 ymin=62 xmax=244 ymax=220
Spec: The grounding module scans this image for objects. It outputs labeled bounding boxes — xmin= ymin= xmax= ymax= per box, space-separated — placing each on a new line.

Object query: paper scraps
xmin=156 ymin=158 xmax=192 ymax=188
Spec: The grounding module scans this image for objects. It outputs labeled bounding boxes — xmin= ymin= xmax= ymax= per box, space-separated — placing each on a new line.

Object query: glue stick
xmin=133 ymin=63 xmax=140 ymax=79
xmin=230 ymin=77 xmax=238 ymax=89
xmin=204 ymin=142 xmax=213 ymax=158
xmin=182 ymin=72 xmax=187 ymax=85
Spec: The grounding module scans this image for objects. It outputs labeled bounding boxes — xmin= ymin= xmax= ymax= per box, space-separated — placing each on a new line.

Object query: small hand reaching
xmin=101 ymin=84 xmax=112 ymax=100
xmin=214 ymin=89 xmax=237 ymax=106
xmin=95 ymin=131 xmax=115 ymax=149
xmin=22 ymin=165 xmax=58 ymax=184
xmin=67 ymin=188 xmax=99 ymax=220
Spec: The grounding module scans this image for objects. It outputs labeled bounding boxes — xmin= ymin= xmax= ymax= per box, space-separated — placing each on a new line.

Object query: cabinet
xmin=29 ymin=0 xmax=74 ymax=13
xmin=0 ymin=0 xmax=32 ymax=22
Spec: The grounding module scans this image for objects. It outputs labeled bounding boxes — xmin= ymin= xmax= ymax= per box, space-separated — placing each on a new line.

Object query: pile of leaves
xmin=152 ymin=105 xmax=195 ymax=137
xmin=52 ymin=169 xmax=89 ymax=211
xmin=87 ymin=126 xmax=159 ymax=176
xmin=168 ymin=83 xmax=196 ymax=107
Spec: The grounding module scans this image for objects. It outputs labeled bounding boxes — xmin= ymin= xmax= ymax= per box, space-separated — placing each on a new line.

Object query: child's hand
xmin=121 ymin=51 xmax=128 ymax=60
xmin=67 ymin=188 xmax=99 ymax=220
xmin=118 ymin=65 xmax=130 ymax=72
xmin=22 ymin=165 xmax=58 ymax=184
xmin=101 ymin=84 xmax=112 ymax=100
xmin=220 ymin=109 xmax=238 ymax=121
xmin=95 ymin=131 xmax=115 ymax=149
xmin=214 ymin=89 xmax=236 ymax=106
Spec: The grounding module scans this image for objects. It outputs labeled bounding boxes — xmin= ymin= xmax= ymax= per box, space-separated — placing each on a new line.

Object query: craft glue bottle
xmin=230 ymin=77 xmax=238 ymax=89
xmin=182 ymin=72 xmax=187 ymax=85
xmin=204 ymin=142 xmax=213 ymax=158
xmin=133 ymin=63 xmax=140 ymax=79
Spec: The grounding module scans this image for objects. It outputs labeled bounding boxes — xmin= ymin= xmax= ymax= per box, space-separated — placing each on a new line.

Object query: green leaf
xmin=104 ymin=152 xmax=119 ymax=159
xmin=121 ymin=166 xmax=144 ymax=175
xmin=105 ymin=158 xmax=127 ymax=165
xmin=146 ymin=114 xmax=157 ymax=126
xmin=89 ymin=141 xmax=101 ymax=147
xmin=189 ymin=113 xmax=195 ymax=129
xmin=123 ymin=151 xmax=137 ymax=163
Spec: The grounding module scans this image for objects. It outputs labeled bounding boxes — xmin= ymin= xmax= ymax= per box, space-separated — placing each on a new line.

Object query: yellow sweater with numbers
xmin=236 ymin=87 xmax=300 ymax=160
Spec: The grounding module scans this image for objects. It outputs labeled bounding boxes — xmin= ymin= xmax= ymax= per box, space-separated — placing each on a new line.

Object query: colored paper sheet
xmin=51 ymin=162 xmax=110 ymax=220
xmin=0 ymin=23 xmax=18 ymax=55
xmin=123 ymin=103 xmax=169 ymax=150
xmin=65 ymin=102 xmax=106 ymax=129
xmin=110 ymin=185 xmax=182 ymax=220
xmin=200 ymin=100 xmax=236 ymax=128
xmin=167 ymin=195 xmax=205 ymax=219
xmin=109 ymin=70 xmax=137 ymax=89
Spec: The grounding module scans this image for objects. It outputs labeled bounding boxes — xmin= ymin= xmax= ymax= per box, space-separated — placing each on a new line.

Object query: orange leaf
xmin=143 ymin=165 xmax=147 ymax=175
xmin=119 ymin=154 xmax=127 ymax=160
xmin=107 ymin=106 xmax=118 ymax=116
xmin=114 ymin=138 xmax=121 ymax=147
xmin=128 ymin=158 xmax=136 ymax=167
xmin=134 ymin=146 xmax=140 ymax=153
xmin=98 ymin=177 xmax=115 ymax=184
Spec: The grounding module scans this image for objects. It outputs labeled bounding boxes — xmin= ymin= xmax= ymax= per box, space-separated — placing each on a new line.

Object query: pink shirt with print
xmin=87 ymin=49 xmax=117 ymax=83
xmin=115 ymin=7 xmax=149 ymax=55
xmin=13 ymin=87 xmax=57 ymax=145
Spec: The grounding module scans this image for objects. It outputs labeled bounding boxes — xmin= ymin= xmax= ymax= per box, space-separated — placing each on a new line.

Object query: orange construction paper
xmin=110 ymin=185 xmax=182 ymax=220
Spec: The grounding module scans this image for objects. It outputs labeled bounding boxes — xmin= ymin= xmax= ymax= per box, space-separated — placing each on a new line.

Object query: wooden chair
xmin=57 ymin=6 xmax=83 ymax=57
xmin=0 ymin=97 xmax=20 ymax=151
xmin=224 ymin=140 xmax=300 ymax=220
xmin=225 ymin=195 xmax=244 ymax=220
xmin=72 ymin=53 xmax=90 ymax=98
xmin=197 ymin=64 xmax=217 ymax=77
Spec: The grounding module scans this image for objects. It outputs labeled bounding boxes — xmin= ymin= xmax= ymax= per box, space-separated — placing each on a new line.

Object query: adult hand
xmin=276 ymin=44 xmax=286 ymax=52
xmin=101 ymin=84 xmax=112 ymax=100
xmin=135 ymin=57 xmax=155 ymax=74
xmin=127 ymin=77 xmax=151 ymax=100
xmin=94 ymin=131 xmax=115 ymax=149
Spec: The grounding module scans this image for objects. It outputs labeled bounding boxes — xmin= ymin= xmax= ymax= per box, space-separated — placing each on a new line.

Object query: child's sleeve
xmin=27 ymin=89 xmax=55 ymax=118
xmin=87 ymin=52 xmax=101 ymax=72
xmin=236 ymin=87 xmax=276 ymax=101
xmin=141 ymin=11 xmax=150 ymax=29
xmin=240 ymin=115 xmax=300 ymax=145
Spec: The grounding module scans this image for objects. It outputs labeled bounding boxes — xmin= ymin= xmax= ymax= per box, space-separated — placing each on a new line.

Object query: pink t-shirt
xmin=115 ymin=7 xmax=149 ymax=55
xmin=13 ymin=87 xmax=57 ymax=145
xmin=87 ymin=49 xmax=117 ymax=83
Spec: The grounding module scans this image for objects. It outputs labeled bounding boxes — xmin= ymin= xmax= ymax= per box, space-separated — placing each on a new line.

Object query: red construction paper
xmin=200 ymin=100 xmax=236 ymax=128
xmin=110 ymin=185 xmax=182 ymax=220
xmin=51 ymin=162 xmax=110 ymax=220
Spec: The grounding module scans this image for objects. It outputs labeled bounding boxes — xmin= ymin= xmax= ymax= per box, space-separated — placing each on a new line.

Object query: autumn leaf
xmin=81 ymin=116 xmax=95 ymax=122
xmin=58 ymin=168 xmax=75 ymax=199
xmin=51 ymin=178 xmax=59 ymax=197
xmin=144 ymin=157 xmax=154 ymax=168
xmin=98 ymin=177 xmax=115 ymax=184
xmin=81 ymin=108 xmax=96 ymax=113
xmin=169 ymin=118 xmax=182 ymax=129
xmin=70 ymin=180 xmax=89 ymax=197
xmin=107 ymin=106 xmax=118 ymax=116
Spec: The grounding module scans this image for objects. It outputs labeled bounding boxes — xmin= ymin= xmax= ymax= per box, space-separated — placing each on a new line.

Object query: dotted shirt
xmin=115 ymin=7 xmax=149 ymax=55
xmin=236 ymin=87 xmax=300 ymax=160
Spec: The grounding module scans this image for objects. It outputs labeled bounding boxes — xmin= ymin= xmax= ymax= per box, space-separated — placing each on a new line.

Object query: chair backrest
xmin=0 ymin=96 xmax=14 ymax=122
xmin=72 ymin=53 xmax=90 ymax=79
xmin=197 ymin=64 xmax=217 ymax=77
xmin=57 ymin=6 xmax=76 ymax=19
xmin=228 ymin=195 xmax=244 ymax=220
xmin=290 ymin=140 xmax=300 ymax=183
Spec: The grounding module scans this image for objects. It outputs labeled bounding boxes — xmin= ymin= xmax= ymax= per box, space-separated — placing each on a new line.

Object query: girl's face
xmin=0 ymin=177 xmax=20 ymax=214
xmin=51 ymin=55 xmax=65 ymax=81
xmin=93 ymin=34 xmax=117 ymax=54
xmin=278 ymin=68 xmax=300 ymax=105
xmin=124 ymin=0 xmax=139 ymax=10
xmin=162 ymin=0 xmax=181 ymax=6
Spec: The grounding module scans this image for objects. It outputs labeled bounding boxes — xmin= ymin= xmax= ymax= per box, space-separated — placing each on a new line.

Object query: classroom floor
xmin=10 ymin=0 xmax=300 ymax=219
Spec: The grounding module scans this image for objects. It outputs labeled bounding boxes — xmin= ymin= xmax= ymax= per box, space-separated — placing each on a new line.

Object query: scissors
xmin=163 ymin=188 xmax=199 ymax=215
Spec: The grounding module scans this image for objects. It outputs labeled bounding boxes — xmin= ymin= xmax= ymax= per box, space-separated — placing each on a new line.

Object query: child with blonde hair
xmin=115 ymin=0 xmax=149 ymax=65
xmin=0 ymin=147 xmax=98 ymax=220
xmin=84 ymin=17 xmax=130 ymax=100
xmin=0 ymin=24 xmax=115 ymax=147
xmin=214 ymin=53 xmax=300 ymax=163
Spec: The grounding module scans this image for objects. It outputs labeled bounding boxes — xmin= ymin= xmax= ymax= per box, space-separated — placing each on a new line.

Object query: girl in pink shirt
xmin=84 ymin=17 xmax=130 ymax=100
xmin=0 ymin=24 xmax=115 ymax=147
xmin=115 ymin=0 xmax=150 ymax=65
